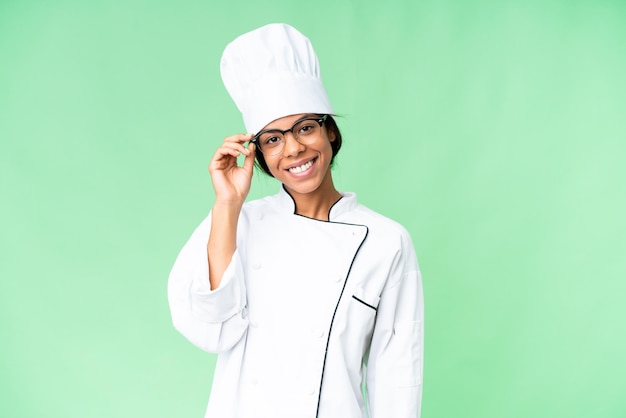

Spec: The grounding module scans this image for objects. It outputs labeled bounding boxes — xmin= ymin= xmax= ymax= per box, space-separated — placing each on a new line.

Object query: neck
xmin=284 ymin=173 xmax=341 ymax=221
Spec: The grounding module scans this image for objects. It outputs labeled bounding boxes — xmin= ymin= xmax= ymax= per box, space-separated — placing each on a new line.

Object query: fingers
xmin=242 ymin=142 xmax=256 ymax=172
xmin=225 ymin=133 xmax=254 ymax=150
xmin=223 ymin=133 xmax=254 ymax=144
xmin=218 ymin=133 xmax=254 ymax=157
xmin=210 ymin=134 xmax=256 ymax=172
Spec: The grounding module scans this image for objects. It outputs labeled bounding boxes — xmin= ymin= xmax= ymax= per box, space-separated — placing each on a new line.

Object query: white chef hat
xmin=220 ymin=23 xmax=333 ymax=134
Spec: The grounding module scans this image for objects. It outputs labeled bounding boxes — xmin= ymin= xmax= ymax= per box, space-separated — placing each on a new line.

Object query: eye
xmin=260 ymin=133 xmax=283 ymax=147
xmin=297 ymin=121 xmax=317 ymax=136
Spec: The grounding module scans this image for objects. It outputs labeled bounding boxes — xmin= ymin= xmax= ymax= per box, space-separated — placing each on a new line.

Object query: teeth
xmin=289 ymin=160 xmax=313 ymax=174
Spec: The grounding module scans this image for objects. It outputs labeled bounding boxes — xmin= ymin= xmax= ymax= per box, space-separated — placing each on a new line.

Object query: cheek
xmin=263 ymin=157 xmax=281 ymax=177
xmin=256 ymin=155 xmax=277 ymax=178
xmin=323 ymin=138 xmax=335 ymax=158
xmin=268 ymin=166 xmax=281 ymax=178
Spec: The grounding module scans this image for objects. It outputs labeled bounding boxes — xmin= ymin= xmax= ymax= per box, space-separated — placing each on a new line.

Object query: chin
xmin=283 ymin=180 xmax=323 ymax=195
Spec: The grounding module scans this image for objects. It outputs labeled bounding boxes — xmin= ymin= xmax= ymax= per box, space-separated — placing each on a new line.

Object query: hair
xmin=254 ymin=114 xmax=342 ymax=177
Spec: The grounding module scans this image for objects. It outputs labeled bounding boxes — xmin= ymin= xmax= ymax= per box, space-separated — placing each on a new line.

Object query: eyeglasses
xmin=251 ymin=115 xmax=328 ymax=156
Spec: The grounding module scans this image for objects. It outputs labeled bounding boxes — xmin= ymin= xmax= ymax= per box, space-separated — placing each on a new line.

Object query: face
xmin=257 ymin=113 xmax=336 ymax=196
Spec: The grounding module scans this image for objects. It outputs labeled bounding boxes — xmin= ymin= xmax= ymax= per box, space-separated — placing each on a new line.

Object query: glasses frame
xmin=250 ymin=114 xmax=328 ymax=156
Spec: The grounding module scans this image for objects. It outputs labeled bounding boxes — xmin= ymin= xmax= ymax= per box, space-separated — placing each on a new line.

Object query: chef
xmin=168 ymin=23 xmax=424 ymax=418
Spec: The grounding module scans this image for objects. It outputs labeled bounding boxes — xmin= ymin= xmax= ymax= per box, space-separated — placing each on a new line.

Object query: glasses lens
xmin=293 ymin=119 xmax=321 ymax=144
xmin=256 ymin=117 xmax=324 ymax=156
xmin=257 ymin=131 xmax=284 ymax=155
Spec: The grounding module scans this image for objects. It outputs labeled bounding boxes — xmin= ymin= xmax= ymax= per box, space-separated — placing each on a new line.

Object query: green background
xmin=1 ymin=0 xmax=625 ymax=417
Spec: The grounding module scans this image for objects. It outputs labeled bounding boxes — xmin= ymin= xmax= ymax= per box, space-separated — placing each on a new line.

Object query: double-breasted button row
xmin=249 ymin=378 xmax=317 ymax=397
xmin=250 ymin=263 xmax=344 ymax=284
xmin=248 ymin=321 xmax=323 ymax=339
xmin=351 ymin=228 xmax=366 ymax=240
xmin=312 ymin=328 xmax=324 ymax=339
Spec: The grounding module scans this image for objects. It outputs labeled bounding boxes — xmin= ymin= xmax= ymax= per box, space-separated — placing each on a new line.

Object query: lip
xmin=284 ymin=157 xmax=317 ymax=171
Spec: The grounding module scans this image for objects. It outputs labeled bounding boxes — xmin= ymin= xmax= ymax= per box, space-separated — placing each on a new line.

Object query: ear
xmin=327 ymin=126 xmax=337 ymax=142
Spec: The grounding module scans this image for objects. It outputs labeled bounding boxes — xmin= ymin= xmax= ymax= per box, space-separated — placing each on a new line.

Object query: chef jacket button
xmin=251 ymin=378 xmax=259 ymax=385
xmin=256 ymin=213 xmax=263 ymax=221
xmin=250 ymin=320 xmax=259 ymax=328
xmin=312 ymin=329 xmax=324 ymax=338
xmin=252 ymin=263 xmax=261 ymax=270
xmin=334 ymin=275 xmax=342 ymax=282
xmin=307 ymin=387 xmax=316 ymax=395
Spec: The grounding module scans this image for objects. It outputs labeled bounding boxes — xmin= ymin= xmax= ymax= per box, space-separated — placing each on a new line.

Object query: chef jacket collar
xmin=278 ymin=185 xmax=358 ymax=222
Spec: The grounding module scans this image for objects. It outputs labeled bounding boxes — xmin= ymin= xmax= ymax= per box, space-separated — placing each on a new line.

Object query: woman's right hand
xmin=208 ymin=133 xmax=256 ymax=207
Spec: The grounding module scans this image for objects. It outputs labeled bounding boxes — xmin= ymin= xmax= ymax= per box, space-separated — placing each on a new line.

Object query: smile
xmin=288 ymin=158 xmax=315 ymax=174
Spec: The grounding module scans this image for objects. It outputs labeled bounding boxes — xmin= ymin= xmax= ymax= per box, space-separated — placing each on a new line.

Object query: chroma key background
xmin=1 ymin=0 xmax=625 ymax=417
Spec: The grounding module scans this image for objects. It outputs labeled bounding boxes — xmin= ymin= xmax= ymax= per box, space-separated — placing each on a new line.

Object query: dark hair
xmin=254 ymin=114 xmax=342 ymax=177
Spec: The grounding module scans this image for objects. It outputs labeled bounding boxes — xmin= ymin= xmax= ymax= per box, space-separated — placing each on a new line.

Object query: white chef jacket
xmin=168 ymin=187 xmax=424 ymax=418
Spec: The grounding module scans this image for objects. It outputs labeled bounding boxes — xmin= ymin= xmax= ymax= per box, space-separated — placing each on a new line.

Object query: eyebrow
xmin=262 ymin=114 xmax=320 ymax=131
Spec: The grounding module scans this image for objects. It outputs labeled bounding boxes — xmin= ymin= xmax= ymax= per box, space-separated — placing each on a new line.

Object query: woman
xmin=168 ymin=23 xmax=424 ymax=418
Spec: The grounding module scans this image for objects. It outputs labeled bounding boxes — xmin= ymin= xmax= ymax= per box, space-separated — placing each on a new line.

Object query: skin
xmin=207 ymin=113 xmax=341 ymax=289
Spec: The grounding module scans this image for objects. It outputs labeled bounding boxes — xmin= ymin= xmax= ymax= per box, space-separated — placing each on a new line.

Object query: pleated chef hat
xmin=220 ymin=23 xmax=333 ymax=134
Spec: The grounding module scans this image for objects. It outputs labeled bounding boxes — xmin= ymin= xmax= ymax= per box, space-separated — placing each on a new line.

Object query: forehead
xmin=261 ymin=113 xmax=316 ymax=131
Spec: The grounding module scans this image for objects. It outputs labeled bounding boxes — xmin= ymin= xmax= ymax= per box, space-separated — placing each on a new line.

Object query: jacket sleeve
xmin=167 ymin=212 xmax=249 ymax=353
xmin=366 ymin=230 xmax=424 ymax=418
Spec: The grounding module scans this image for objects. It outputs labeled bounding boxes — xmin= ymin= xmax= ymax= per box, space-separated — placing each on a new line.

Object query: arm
xmin=207 ymin=134 xmax=255 ymax=290
xmin=167 ymin=134 xmax=256 ymax=352
xmin=366 ymin=232 xmax=424 ymax=417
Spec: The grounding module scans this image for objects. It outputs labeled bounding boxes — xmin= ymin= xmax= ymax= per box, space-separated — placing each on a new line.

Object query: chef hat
xmin=220 ymin=23 xmax=333 ymax=134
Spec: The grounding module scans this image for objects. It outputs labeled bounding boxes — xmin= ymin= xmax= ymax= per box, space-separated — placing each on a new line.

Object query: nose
xmin=282 ymin=131 xmax=305 ymax=157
